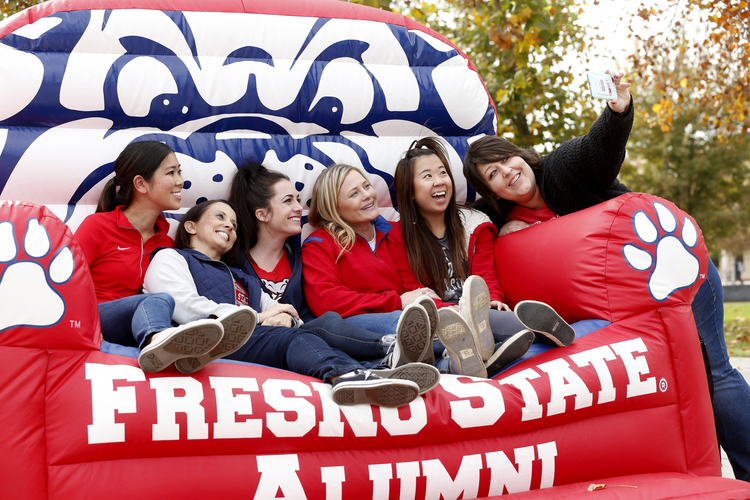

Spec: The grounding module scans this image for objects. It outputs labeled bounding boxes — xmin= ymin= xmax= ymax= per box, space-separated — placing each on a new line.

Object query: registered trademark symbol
xmin=659 ymin=378 xmax=668 ymax=392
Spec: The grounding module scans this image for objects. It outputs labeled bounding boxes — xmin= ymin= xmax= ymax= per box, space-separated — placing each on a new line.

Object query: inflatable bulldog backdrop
xmin=0 ymin=0 xmax=494 ymax=234
xmin=2 ymin=1 xmax=750 ymax=499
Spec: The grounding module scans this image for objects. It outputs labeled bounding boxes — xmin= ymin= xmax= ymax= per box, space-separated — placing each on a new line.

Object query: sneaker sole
xmin=394 ymin=304 xmax=430 ymax=367
xmin=332 ymin=379 xmax=419 ymax=407
xmin=415 ymin=296 xmax=438 ymax=365
xmin=515 ymin=300 xmax=575 ymax=347
xmin=139 ymin=320 xmax=223 ymax=373
xmin=175 ymin=308 xmax=257 ymax=374
xmin=375 ymin=363 xmax=441 ymax=394
xmin=459 ymin=276 xmax=494 ymax=361
xmin=436 ymin=309 xmax=487 ymax=378
xmin=485 ymin=329 xmax=534 ymax=377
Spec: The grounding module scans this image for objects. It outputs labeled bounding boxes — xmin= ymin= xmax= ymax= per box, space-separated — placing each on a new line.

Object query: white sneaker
xmin=391 ymin=303 xmax=431 ymax=367
xmin=138 ymin=319 xmax=223 ymax=373
xmin=175 ymin=306 xmax=258 ymax=374
xmin=414 ymin=296 xmax=438 ymax=365
xmin=436 ymin=308 xmax=487 ymax=378
xmin=458 ymin=275 xmax=495 ymax=361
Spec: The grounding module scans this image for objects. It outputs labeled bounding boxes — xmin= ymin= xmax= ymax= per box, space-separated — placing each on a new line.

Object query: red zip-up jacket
xmin=301 ymin=215 xmax=404 ymax=317
xmin=387 ymin=207 xmax=505 ymax=307
xmin=75 ymin=206 xmax=174 ymax=302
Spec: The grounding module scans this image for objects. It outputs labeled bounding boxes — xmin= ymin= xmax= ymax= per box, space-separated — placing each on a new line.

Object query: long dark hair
xmin=228 ymin=161 xmax=290 ymax=263
xmin=394 ymin=137 xmax=467 ymax=298
xmin=96 ymin=141 xmax=174 ymax=213
xmin=462 ymin=135 xmax=543 ymax=220
xmin=174 ymin=199 xmax=237 ymax=252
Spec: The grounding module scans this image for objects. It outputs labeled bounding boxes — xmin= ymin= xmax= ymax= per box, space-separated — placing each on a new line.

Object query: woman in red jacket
xmin=75 ymin=141 xmax=235 ymax=373
xmin=302 ymin=164 xmax=437 ymax=368
xmin=389 ymin=137 xmax=574 ymax=377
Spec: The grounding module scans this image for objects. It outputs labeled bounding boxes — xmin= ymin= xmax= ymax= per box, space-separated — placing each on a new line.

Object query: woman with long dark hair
xmin=75 ymin=141 xmax=232 ymax=373
xmin=389 ymin=137 xmax=574 ymax=377
xmin=229 ymin=162 xmax=436 ymax=369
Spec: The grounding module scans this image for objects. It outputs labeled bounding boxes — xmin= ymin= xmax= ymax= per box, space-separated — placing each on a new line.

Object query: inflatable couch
xmin=1 ymin=0 xmax=749 ymax=498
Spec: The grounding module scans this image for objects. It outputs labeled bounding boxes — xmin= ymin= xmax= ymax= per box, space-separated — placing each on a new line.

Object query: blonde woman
xmin=302 ymin=164 xmax=441 ymax=367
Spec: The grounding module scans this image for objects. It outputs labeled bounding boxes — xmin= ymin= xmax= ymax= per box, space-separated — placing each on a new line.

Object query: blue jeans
xmin=343 ymin=311 xmax=401 ymax=335
xmin=345 ymin=311 xmax=447 ymax=361
xmin=693 ymin=259 xmax=750 ymax=481
xmin=304 ymin=312 xmax=394 ymax=361
xmin=226 ymin=324 xmax=368 ymax=381
xmin=98 ymin=293 xmax=175 ymax=349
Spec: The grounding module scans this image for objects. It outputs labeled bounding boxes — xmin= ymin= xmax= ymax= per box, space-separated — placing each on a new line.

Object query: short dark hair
xmin=463 ymin=136 xmax=542 ymax=219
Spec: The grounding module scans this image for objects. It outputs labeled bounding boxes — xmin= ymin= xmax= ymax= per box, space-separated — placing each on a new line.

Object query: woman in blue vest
xmin=143 ymin=199 xmax=439 ymax=407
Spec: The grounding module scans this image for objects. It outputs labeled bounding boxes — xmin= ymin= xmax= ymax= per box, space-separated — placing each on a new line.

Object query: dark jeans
xmin=226 ymin=324 xmax=367 ymax=382
xmin=694 ymin=259 xmax=750 ymax=481
xmin=304 ymin=311 xmax=394 ymax=361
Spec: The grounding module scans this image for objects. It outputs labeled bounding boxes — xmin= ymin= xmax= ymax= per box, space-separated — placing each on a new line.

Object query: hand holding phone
xmin=587 ymin=72 xmax=616 ymax=100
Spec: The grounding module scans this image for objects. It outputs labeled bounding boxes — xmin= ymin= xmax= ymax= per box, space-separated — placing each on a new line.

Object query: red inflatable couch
xmin=2 ymin=194 xmax=750 ymax=499
xmin=1 ymin=0 xmax=749 ymax=498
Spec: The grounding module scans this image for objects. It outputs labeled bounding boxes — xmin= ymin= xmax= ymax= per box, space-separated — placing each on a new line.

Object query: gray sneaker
xmin=331 ymin=369 xmax=419 ymax=407
xmin=175 ymin=306 xmax=258 ymax=374
xmin=391 ymin=303 xmax=431 ymax=367
xmin=374 ymin=362 xmax=440 ymax=394
xmin=458 ymin=275 xmax=495 ymax=361
xmin=485 ymin=329 xmax=534 ymax=377
xmin=436 ymin=308 xmax=487 ymax=378
xmin=414 ymin=295 xmax=438 ymax=365
xmin=514 ymin=300 xmax=575 ymax=347
xmin=138 ymin=319 xmax=223 ymax=373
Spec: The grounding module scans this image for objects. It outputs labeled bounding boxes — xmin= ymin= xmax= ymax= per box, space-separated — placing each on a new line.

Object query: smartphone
xmin=587 ymin=72 xmax=616 ymax=100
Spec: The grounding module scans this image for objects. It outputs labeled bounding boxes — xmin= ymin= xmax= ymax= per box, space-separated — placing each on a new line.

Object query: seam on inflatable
xmin=42 ymin=347 xmax=51 ymax=498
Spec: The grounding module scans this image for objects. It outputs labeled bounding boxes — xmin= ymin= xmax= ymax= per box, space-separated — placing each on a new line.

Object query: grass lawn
xmin=725 ymin=302 xmax=750 ymax=357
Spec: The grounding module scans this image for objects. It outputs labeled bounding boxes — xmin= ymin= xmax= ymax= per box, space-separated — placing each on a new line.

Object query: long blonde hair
xmin=309 ymin=164 xmax=367 ymax=260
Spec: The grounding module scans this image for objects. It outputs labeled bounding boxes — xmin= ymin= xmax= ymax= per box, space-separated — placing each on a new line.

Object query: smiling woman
xmin=388 ymin=137 xmax=574 ymax=378
xmin=74 ymin=140 xmax=227 ymax=373
xmin=141 ymin=198 xmax=439 ymax=404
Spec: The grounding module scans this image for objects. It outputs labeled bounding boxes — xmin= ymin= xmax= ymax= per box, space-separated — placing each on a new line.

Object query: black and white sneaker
xmin=175 ymin=306 xmax=258 ymax=374
xmin=331 ymin=369 xmax=419 ymax=407
xmin=414 ymin=296 xmax=438 ymax=365
xmin=391 ymin=303 xmax=431 ymax=367
xmin=458 ymin=275 xmax=495 ymax=361
xmin=138 ymin=319 xmax=223 ymax=373
xmin=514 ymin=300 xmax=575 ymax=347
xmin=485 ymin=329 xmax=534 ymax=377
xmin=374 ymin=362 xmax=441 ymax=394
xmin=436 ymin=308 xmax=487 ymax=378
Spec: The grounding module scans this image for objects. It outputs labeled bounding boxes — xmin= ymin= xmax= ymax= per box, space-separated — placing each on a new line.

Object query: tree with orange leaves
xmin=1 ymin=0 xmax=46 ymax=19
xmin=628 ymin=0 xmax=749 ymax=141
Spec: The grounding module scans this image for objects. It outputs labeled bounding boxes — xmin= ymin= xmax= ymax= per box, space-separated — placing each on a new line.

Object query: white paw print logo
xmin=622 ymin=202 xmax=700 ymax=301
xmin=0 ymin=218 xmax=75 ymax=331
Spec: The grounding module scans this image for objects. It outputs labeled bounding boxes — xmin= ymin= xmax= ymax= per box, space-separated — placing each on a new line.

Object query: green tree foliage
xmin=1 ymin=1 xmax=47 ymax=19
xmin=345 ymin=0 xmax=602 ymax=151
xmin=621 ymin=75 xmax=750 ymax=251
xmin=628 ymin=0 xmax=749 ymax=140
